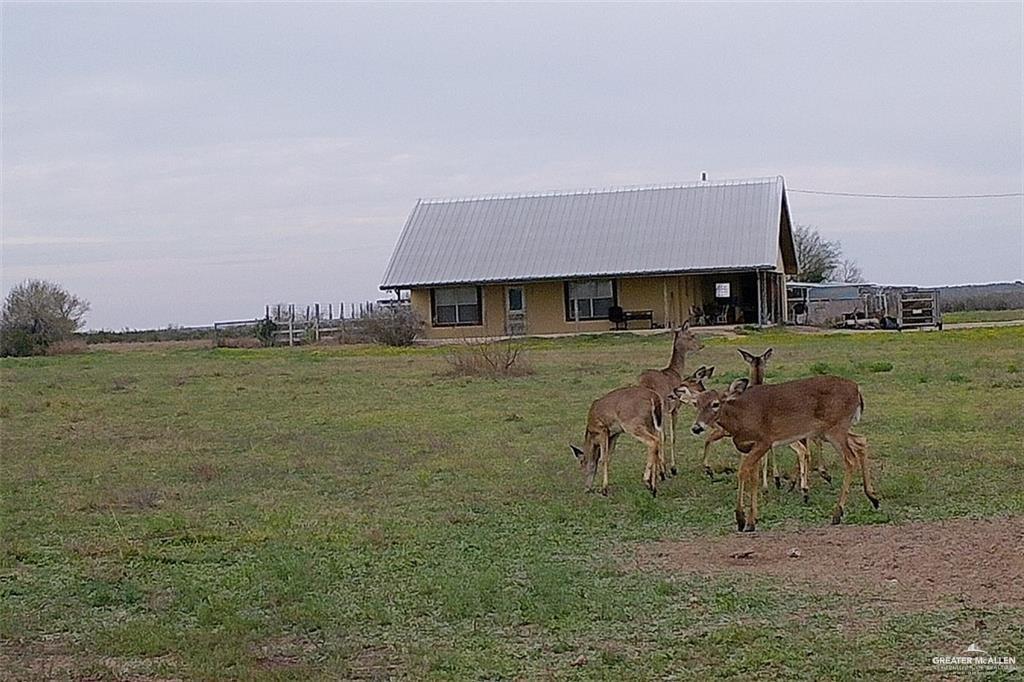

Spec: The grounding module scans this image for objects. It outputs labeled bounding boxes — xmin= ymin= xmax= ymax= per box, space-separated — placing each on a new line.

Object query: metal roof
xmin=381 ymin=176 xmax=795 ymax=289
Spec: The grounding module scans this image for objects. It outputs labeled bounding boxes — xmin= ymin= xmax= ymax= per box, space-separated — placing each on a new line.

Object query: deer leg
xmin=642 ymin=435 xmax=661 ymax=497
xmin=702 ymin=427 xmax=726 ymax=479
xmin=812 ymin=439 xmax=832 ymax=485
xmin=738 ymin=445 xmax=770 ymax=532
xmin=825 ymin=432 xmax=858 ymax=524
xmin=668 ymin=407 xmax=679 ymax=477
xmin=655 ymin=407 xmax=673 ymax=480
xmin=791 ymin=440 xmax=810 ymax=504
xmin=850 ymin=432 xmax=880 ymax=509
xmin=772 ymin=450 xmax=781 ymax=490
xmin=599 ymin=431 xmax=613 ymax=496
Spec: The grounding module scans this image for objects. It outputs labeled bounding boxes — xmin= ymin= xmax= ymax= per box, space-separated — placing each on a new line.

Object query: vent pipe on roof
xmin=700 ymin=171 xmax=708 ymax=182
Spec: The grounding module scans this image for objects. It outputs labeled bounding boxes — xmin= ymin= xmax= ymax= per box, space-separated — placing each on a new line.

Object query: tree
xmin=834 ymin=258 xmax=865 ymax=284
xmin=792 ymin=224 xmax=863 ymax=283
xmin=1 ymin=280 xmax=90 ymax=356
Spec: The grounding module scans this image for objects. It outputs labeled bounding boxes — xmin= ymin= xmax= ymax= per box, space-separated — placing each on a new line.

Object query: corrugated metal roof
xmin=381 ymin=176 xmax=792 ymax=289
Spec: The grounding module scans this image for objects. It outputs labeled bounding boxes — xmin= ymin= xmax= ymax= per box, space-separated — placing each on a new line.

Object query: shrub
xmin=254 ymin=316 xmax=278 ymax=347
xmin=363 ymin=306 xmax=422 ymax=346
xmin=45 ymin=338 xmax=88 ymax=355
xmin=1 ymin=280 xmax=90 ymax=356
xmin=444 ymin=338 xmax=533 ymax=378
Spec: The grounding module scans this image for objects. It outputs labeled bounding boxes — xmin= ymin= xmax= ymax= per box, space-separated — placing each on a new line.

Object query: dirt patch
xmin=636 ymin=516 xmax=1024 ymax=611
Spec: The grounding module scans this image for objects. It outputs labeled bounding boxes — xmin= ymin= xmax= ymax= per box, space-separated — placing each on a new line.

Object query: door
xmin=506 ymin=286 xmax=526 ymax=335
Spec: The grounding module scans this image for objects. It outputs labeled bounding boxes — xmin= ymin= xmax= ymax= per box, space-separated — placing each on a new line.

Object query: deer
xmin=637 ymin=322 xmax=704 ymax=477
xmin=701 ymin=348 xmax=775 ymax=481
xmin=571 ymin=366 xmax=713 ymax=497
xmin=701 ymin=348 xmax=831 ymax=502
xmin=675 ymin=375 xmax=880 ymax=532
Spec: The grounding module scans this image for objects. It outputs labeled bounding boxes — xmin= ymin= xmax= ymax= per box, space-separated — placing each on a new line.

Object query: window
xmin=431 ymin=286 xmax=482 ymax=326
xmin=507 ymin=287 xmax=524 ymax=312
xmin=565 ymin=279 xmax=616 ymax=321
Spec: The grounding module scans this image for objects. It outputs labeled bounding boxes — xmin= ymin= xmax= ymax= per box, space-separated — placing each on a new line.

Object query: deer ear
xmin=761 ymin=348 xmax=773 ymax=362
xmin=570 ymin=445 xmax=584 ymax=461
xmin=738 ymin=349 xmax=756 ymax=364
xmin=672 ymin=385 xmax=698 ymax=405
xmin=680 ymin=321 xmax=690 ymax=332
xmin=726 ymin=378 xmax=750 ymax=399
xmin=703 ymin=365 xmax=715 ymax=381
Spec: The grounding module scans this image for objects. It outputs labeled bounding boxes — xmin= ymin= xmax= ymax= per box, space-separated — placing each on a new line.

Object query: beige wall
xmin=409 ymin=286 xmax=507 ymax=340
xmin=411 ymin=271 xmax=789 ymax=338
xmin=413 ymin=274 xmax=719 ymax=339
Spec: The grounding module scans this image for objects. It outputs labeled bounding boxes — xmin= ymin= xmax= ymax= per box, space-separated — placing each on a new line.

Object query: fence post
xmin=288 ymin=305 xmax=295 ymax=347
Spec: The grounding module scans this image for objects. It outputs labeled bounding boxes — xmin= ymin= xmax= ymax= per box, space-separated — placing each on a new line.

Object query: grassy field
xmin=944 ymin=308 xmax=1024 ymax=324
xmin=2 ymin=327 xmax=1023 ymax=680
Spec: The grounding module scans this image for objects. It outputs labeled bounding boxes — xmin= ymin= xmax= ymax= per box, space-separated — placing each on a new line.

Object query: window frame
xmin=430 ymin=286 xmax=483 ymax=327
xmin=564 ymin=279 xmax=617 ymax=322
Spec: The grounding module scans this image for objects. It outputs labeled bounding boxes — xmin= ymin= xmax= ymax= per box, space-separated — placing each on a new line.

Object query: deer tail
xmin=853 ymin=391 xmax=864 ymax=424
xmin=652 ymin=397 xmax=664 ymax=433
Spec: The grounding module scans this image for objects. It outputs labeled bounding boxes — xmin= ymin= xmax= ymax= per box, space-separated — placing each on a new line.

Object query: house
xmin=380 ymin=176 xmax=798 ymax=339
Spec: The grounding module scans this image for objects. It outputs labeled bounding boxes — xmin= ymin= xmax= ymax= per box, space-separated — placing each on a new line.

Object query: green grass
xmin=944 ymin=308 xmax=1024 ymax=323
xmin=3 ymin=327 xmax=1023 ymax=679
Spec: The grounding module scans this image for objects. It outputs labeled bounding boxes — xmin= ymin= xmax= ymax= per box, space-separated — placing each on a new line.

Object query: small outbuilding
xmin=380 ymin=176 xmax=798 ymax=339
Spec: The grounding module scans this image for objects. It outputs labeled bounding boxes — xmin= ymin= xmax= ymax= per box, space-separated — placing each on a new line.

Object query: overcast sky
xmin=3 ymin=2 xmax=1022 ymax=330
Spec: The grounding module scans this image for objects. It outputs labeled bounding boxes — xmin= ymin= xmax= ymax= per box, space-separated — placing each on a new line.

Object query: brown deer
xmin=572 ymin=367 xmax=713 ymax=496
xmin=638 ymin=322 xmax=704 ymax=477
xmin=702 ymin=349 xmax=832 ymax=503
xmin=676 ymin=375 xmax=880 ymax=531
xmin=700 ymin=348 xmax=776 ymax=481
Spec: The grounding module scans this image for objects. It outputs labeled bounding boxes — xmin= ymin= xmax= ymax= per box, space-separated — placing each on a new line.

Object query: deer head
xmin=738 ymin=348 xmax=772 ymax=384
xmin=674 ymin=321 xmax=705 ymax=355
xmin=674 ymin=378 xmax=749 ymax=434
xmin=569 ymin=442 xmax=598 ymax=485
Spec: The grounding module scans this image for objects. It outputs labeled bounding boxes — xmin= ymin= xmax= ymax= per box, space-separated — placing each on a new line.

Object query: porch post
xmin=756 ymin=271 xmax=764 ymax=326
xmin=663 ymin=279 xmax=670 ymax=328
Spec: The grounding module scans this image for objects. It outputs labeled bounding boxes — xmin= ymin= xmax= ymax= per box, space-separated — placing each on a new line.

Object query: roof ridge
xmin=418 ymin=175 xmax=783 ymax=205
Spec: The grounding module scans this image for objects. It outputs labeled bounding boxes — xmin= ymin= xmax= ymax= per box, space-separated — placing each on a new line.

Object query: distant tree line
xmin=937 ymin=282 xmax=1024 ymax=312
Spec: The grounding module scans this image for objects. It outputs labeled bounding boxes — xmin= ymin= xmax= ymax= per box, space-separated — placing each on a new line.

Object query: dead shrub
xmin=45 ymin=338 xmax=87 ymax=355
xmin=444 ymin=338 xmax=533 ymax=378
xmin=362 ymin=306 xmax=422 ymax=346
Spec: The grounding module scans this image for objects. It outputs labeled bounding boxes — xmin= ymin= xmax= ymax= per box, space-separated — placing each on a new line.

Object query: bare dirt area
xmin=636 ymin=516 xmax=1024 ymax=611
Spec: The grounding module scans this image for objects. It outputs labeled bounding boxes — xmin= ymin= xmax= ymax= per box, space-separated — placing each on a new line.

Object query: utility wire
xmin=789 ymin=188 xmax=1023 ymax=199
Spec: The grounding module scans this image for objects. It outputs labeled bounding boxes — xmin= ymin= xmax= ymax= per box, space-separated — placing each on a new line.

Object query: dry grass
xmin=216 ymin=336 xmax=262 ymax=349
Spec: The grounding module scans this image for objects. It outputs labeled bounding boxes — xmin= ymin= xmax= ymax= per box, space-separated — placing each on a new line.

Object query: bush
xmin=444 ymin=339 xmax=533 ymax=378
xmin=46 ymin=338 xmax=88 ymax=355
xmin=362 ymin=306 xmax=422 ymax=346
xmin=1 ymin=280 xmax=90 ymax=357
xmin=254 ymin=316 xmax=278 ymax=347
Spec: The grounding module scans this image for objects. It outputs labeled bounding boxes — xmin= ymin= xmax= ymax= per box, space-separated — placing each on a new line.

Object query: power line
xmin=789 ymin=188 xmax=1023 ymax=199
